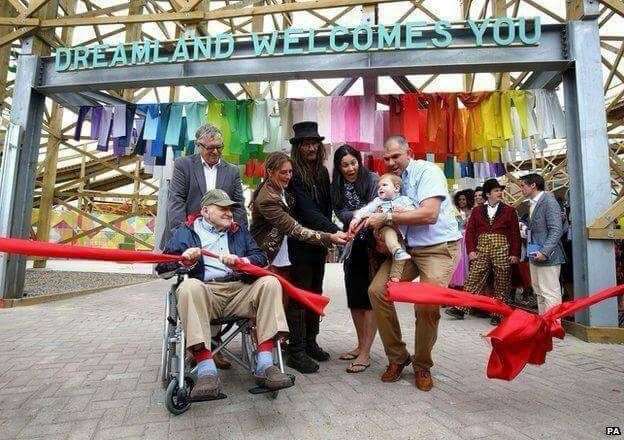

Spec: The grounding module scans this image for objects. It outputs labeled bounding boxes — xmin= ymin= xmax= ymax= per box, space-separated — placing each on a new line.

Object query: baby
xmin=349 ymin=173 xmax=415 ymax=281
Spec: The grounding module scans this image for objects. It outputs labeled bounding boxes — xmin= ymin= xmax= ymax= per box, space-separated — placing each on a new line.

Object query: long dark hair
xmin=331 ymin=144 xmax=370 ymax=209
xmin=291 ymin=138 xmax=328 ymax=203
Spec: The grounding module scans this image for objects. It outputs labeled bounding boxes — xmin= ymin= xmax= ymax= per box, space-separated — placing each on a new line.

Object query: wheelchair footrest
xmin=189 ymin=392 xmax=227 ymax=403
xmin=248 ymin=374 xmax=295 ymax=394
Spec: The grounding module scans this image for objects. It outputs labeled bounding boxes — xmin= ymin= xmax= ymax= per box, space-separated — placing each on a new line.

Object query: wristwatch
xmin=384 ymin=212 xmax=393 ymax=226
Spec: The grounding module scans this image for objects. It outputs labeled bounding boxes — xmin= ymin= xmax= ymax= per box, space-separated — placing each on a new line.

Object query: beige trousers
xmin=369 ymin=241 xmax=459 ymax=369
xmin=529 ymin=263 xmax=562 ymax=314
xmin=176 ymin=276 xmax=289 ymax=350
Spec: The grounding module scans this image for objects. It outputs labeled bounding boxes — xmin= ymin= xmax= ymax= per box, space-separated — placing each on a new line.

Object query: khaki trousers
xmin=369 ymin=241 xmax=459 ymax=369
xmin=529 ymin=263 xmax=562 ymax=314
xmin=176 ymin=276 xmax=289 ymax=350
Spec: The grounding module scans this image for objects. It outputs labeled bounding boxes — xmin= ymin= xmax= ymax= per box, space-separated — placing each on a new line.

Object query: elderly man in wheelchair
xmin=156 ymin=189 xmax=293 ymax=403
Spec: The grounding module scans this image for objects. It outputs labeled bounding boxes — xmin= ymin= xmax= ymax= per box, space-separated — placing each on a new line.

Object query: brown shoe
xmin=213 ymin=352 xmax=232 ymax=370
xmin=414 ymin=368 xmax=433 ymax=392
xmin=254 ymin=366 xmax=293 ymax=390
xmin=381 ymin=356 xmax=412 ymax=382
xmin=189 ymin=374 xmax=221 ymax=400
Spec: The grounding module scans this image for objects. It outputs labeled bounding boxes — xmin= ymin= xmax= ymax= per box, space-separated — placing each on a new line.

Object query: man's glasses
xmin=197 ymin=142 xmax=224 ymax=152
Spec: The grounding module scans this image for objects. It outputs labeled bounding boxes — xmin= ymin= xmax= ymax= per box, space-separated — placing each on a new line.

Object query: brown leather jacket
xmin=250 ymin=180 xmax=332 ymax=262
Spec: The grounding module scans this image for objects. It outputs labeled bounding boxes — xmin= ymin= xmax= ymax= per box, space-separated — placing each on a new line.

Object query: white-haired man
xmin=156 ymin=189 xmax=291 ymax=400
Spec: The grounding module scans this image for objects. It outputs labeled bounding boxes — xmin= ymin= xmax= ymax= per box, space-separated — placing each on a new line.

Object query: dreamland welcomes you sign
xmin=54 ymin=17 xmax=541 ymax=72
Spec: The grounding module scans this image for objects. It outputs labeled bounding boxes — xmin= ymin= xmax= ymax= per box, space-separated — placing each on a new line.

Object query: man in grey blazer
xmin=167 ymin=123 xmax=247 ymax=234
xmin=519 ymin=173 xmax=565 ymax=315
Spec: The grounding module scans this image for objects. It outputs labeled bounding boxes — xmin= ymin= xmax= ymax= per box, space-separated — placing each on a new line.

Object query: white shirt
xmin=486 ymin=203 xmax=500 ymax=220
xmin=201 ymin=157 xmax=219 ymax=191
xmin=271 ymin=192 xmax=291 ymax=267
xmin=529 ymin=191 xmax=544 ymax=218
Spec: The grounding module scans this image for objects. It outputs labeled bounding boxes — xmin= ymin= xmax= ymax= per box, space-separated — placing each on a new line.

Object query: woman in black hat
xmin=285 ymin=121 xmax=348 ymax=374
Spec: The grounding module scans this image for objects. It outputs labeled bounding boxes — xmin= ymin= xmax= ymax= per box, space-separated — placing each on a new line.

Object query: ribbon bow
xmin=387 ymin=282 xmax=624 ymax=380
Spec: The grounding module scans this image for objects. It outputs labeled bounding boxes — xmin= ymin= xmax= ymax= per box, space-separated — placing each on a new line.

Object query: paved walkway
xmin=1 ymin=264 xmax=623 ymax=440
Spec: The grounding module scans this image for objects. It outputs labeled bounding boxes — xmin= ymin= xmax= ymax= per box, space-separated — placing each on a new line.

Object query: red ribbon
xmin=387 ymin=282 xmax=624 ymax=381
xmin=0 ymin=237 xmax=329 ymax=315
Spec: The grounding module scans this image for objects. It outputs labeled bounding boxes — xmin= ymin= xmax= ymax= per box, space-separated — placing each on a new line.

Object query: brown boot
xmin=254 ymin=366 xmax=293 ymax=390
xmin=213 ymin=352 xmax=232 ymax=370
xmin=189 ymin=374 xmax=221 ymax=400
xmin=380 ymin=356 xmax=412 ymax=382
xmin=414 ymin=368 xmax=433 ymax=392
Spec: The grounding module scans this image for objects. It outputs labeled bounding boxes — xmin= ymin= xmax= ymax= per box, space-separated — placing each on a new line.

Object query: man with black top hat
xmin=446 ymin=178 xmax=521 ymax=325
xmin=285 ymin=121 xmax=348 ymax=373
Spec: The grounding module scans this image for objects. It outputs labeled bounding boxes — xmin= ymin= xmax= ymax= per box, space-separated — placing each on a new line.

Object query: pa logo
xmin=606 ymin=427 xmax=622 ymax=436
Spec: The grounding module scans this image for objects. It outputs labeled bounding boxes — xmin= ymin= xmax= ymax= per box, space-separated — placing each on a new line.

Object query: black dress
xmin=342 ymin=182 xmax=373 ymax=310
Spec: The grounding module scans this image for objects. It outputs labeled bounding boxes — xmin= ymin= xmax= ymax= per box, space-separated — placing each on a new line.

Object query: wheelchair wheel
xmin=165 ymin=377 xmax=192 ymax=415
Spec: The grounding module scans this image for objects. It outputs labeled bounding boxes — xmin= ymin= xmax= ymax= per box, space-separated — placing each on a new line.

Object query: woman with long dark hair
xmin=331 ymin=144 xmax=379 ymax=373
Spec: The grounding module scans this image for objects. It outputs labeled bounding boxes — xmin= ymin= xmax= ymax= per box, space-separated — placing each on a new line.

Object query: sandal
xmin=339 ymin=351 xmax=359 ymax=361
xmin=346 ymin=362 xmax=371 ymax=373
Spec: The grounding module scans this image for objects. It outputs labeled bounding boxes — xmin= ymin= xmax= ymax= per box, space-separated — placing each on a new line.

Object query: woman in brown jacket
xmin=250 ymin=152 xmax=347 ymax=373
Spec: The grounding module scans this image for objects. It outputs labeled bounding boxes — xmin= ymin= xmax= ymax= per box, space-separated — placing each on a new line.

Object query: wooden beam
xmin=36 ymin=0 xmax=404 ymax=28
xmin=0 ymin=26 xmax=36 ymax=49
xmin=18 ymin=0 xmax=52 ymax=19
xmin=6 ymin=0 xmax=27 ymax=14
xmin=122 ymin=0 xmax=145 ymax=101
xmin=63 ymin=144 xmax=159 ymax=191
xmin=0 ymin=0 xmax=15 ymax=115
xmin=597 ymin=0 xmax=624 ymax=18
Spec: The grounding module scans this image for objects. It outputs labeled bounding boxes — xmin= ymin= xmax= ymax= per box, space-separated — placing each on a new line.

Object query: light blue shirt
xmin=193 ymin=218 xmax=233 ymax=281
xmin=401 ymin=160 xmax=462 ymax=247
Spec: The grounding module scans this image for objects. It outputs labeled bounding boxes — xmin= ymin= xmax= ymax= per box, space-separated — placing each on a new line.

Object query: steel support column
xmin=563 ymin=20 xmax=618 ymax=326
xmin=0 ymin=50 xmax=45 ymax=299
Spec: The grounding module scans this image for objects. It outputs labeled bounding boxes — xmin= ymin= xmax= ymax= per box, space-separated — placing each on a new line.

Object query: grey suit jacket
xmin=527 ymin=192 xmax=565 ymax=266
xmin=166 ymin=154 xmax=247 ymax=234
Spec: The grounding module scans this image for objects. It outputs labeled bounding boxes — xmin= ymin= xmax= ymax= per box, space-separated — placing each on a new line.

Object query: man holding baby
xmin=360 ymin=135 xmax=461 ymax=391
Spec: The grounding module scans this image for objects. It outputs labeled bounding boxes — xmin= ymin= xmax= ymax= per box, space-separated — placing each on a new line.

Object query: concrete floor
xmin=1 ymin=264 xmax=623 ymax=440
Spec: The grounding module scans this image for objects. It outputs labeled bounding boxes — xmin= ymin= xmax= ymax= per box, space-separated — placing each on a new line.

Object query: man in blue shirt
xmin=157 ymin=189 xmax=291 ymax=400
xmin=366 ymin=135 xmax=461 ymax=392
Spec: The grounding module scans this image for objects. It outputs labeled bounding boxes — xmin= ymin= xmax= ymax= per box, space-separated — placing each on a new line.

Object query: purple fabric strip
xmin=97 ymin=106 xmax=113 ymax=151
xmin=74 ymin=106 xmax=91 ymax=141
xmin=111 ymin=105 xmax=127 ymax=138
xmin=90 ymin=106 xmax=102 ymax=140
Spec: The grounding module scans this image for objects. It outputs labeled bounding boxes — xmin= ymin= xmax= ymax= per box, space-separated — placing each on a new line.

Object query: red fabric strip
xmin=387 ymin=282 xmax=624 ymax=381
xmin=0 ymin=237 xmax=329 ymax=316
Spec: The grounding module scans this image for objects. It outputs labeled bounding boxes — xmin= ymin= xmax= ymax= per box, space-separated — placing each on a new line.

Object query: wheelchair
xmin=159 ymin=268 xmax=294 ymax=415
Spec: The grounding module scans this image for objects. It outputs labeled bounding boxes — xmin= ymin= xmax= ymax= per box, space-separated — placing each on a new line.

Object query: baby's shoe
xmin=393 ymin=248 xmax=411 ymax=261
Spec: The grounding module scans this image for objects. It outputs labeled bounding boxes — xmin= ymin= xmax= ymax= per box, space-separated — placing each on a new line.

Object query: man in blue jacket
xmin=157 ymin=189 xmax=290 ymax=400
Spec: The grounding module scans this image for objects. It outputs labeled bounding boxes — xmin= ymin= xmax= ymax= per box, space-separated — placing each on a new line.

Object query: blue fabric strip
xmin=164 ymin=103 xmax=183 ymax=146
xmin=142 ymin=104 xmax=160 ymax=141
xmin=151 ymin=104 xmax=171 ymax=158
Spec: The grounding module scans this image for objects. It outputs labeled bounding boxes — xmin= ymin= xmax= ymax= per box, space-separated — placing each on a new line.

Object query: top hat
xmin=482 ymin=178 xmax=505 ymax=195
xmin=201 ymin=189 xmax=240 ymax=208
xmin=290 ymin=121 xmax=325 ymax=145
